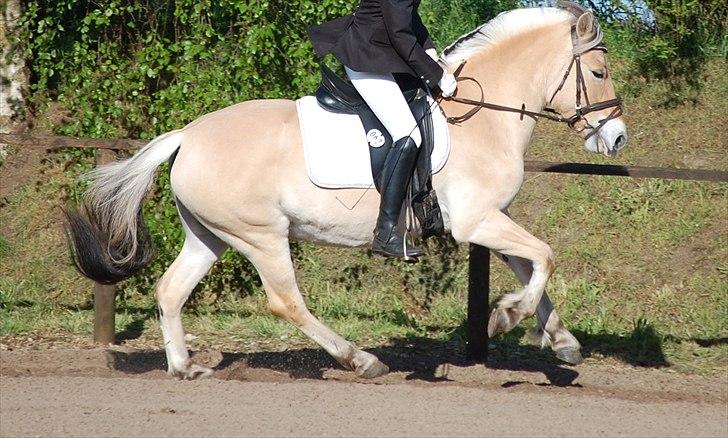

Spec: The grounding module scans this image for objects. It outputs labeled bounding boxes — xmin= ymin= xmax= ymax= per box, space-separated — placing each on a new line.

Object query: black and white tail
xmin=64 ymin=130 xmax=183 ymax=284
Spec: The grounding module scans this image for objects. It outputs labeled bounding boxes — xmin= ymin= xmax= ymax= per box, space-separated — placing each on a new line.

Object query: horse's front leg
xmin=453 ymin=210 xmax=555 ymax=338
xmin=491 ymin=249 xmax=583 ymax=365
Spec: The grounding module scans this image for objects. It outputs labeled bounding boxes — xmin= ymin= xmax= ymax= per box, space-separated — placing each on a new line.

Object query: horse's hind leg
xmin=492 ymin=250 xmax=583 ymax=365
xmin=157 ymin=202 xmax=227 ymax=379
xmin=233 ymin=233 xmax=389 ymax=378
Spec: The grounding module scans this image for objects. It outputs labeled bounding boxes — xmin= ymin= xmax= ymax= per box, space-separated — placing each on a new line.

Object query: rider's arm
xmin=381 ymin=0 xmax=443 ymax=87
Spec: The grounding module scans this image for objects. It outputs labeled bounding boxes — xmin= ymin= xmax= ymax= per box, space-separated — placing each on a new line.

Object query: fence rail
xmin=4 ymin=133 xmax=726 ymax=182
xmin=2 ymin=132 xmax=726 ymax=356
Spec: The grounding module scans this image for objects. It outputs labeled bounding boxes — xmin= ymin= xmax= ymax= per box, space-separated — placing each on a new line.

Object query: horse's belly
xmin=289 ymin=221 xmax=371 ymax=247
xmin=283 ymin=185 xmax=380 ymax=247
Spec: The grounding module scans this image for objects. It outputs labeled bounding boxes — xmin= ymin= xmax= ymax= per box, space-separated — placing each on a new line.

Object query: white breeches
xmin=345 ymin=66 xmax=422 ymax=147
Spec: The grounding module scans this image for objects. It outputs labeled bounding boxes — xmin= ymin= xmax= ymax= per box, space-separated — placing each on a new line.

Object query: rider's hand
xmin=439 ymin=72 xmax=457 ymax=98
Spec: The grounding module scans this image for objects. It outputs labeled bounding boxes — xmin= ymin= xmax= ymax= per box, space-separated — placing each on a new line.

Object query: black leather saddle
xmin=314 ymin=66 xmax=444 ymax=238
xmin=316 ymin=65 xmax=419 ymax=115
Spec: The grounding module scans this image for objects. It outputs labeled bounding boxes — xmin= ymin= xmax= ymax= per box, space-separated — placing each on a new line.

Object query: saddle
xmin=315 ymin=66 xmax=444 ymax=239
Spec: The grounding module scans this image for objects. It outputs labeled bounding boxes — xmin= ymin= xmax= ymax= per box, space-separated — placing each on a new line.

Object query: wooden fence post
xmin=93 ymin=282 xmax=116 ymax=344
xmin=466 ymin=244 xmax=490 ymax=361
xmin=93 ymin=149 xmax=116 ymax=344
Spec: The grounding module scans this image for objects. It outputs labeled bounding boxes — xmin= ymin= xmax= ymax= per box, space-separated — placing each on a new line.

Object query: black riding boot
xmin=372 ymin=136 xmax=424 ymax=260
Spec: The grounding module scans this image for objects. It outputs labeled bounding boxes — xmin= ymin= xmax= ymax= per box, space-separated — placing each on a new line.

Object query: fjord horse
xmin=67 ymin=3 xmax=627 ymax=379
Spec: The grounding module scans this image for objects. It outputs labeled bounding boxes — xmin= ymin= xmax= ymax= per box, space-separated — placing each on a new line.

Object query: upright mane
xmin=442 ymin=7 xmax=573 ymax=65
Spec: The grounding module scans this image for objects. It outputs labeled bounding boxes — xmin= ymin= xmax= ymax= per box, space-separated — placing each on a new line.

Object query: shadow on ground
xmin=103 ymin=302 xmax=728 ymax=384
xmin=105 ymin=320 xmax=687 ymax=388
xmin=105 ymin=336 xmax=583 ymax=387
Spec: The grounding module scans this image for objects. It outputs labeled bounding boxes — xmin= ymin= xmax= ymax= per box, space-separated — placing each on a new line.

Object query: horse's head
xmin=547 ymin=1 xmax=627 ymax=156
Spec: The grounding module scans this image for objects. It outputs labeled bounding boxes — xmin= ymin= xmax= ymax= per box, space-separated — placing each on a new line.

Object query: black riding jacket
xmin=309 ymin=0 xmax=443 ymax=87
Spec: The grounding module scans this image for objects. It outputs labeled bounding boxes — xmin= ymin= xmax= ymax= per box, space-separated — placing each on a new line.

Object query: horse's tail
xmin=64 ymin=130 xmax=183 ymax=284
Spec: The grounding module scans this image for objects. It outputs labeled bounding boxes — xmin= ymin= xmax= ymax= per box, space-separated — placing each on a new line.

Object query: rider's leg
xmin=345 ymin=67 xmax=423 ymax=259
xmin=344 ymin=67 xmax=422 ymax=147
xmin=371 ymin=135 xmax=422 ymax=258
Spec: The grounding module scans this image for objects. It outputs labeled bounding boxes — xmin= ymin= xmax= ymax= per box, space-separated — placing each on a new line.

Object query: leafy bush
xmin=598 ymin=0 xmax=727 ymax=103
xmin=421 ymin=0 xmax=519 ymax=47
xmin=16 ymin=0 xmax=499 ymax=303
xmin=14 ymin=0 xmax=726 ymax=303
xmin=18 ymin=0 xmax=356 ymax=138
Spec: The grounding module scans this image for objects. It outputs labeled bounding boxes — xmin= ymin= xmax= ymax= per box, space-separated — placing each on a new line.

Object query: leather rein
xmin=440 ymin=25 xmax=623 ymax=140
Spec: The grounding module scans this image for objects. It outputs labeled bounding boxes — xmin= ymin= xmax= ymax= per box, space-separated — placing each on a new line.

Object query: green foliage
xmin=419 ymin=0 xmax=518 ymax=47
xmin=599 ymin=0 xmax=727 ymax=104
xmin=18 ymin=0 xmax=356 ymax=138
xmin=15 ymin=0 xmax=499 ymax=303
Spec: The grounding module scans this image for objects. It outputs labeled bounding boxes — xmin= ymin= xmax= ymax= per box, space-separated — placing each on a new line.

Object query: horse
xmin=66 ymin=2 xmax=627 ymax=379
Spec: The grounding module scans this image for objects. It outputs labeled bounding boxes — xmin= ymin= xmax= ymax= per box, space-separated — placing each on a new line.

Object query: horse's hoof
xmin=355 ymin=359 xmax=389 ymax=379
xmin=169 ymin=362 xmax=214 ymax=380
xmin=555 ymin=347 xmax=584 ymax=365
xmin=487 ymin=308 xmax=512 ymax=338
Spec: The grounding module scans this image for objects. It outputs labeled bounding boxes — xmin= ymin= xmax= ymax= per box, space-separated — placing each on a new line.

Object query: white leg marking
xmin=157 ymin=203 xmax=227 ymax=379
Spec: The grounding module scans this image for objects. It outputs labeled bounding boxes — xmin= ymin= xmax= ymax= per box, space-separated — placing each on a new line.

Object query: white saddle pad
xmin=296 ymin=95 xmax=450 ymax=189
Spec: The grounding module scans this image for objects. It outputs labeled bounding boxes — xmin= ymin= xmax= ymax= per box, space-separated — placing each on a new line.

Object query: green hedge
xmin=16 ymin=0 xmax=516 ymax=300
xmin=15 ymin=0 xmax=725 ymax=301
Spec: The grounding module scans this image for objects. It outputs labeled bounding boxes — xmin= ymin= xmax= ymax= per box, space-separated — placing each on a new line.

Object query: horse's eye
xmin=592 ymin=69 xmax=605 ymax=79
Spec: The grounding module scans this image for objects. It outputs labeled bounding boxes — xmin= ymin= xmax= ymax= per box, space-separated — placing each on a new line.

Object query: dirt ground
xmin=1 ymin=348 xmax=726 ymax=437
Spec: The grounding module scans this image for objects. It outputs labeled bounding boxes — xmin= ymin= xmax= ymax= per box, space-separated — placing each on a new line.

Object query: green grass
xmin=1 ymin=60 xmax=726 ymax=376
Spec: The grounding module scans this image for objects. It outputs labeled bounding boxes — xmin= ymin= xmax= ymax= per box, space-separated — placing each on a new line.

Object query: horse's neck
xmin=443 ymin=26 xmax=570 ymax=162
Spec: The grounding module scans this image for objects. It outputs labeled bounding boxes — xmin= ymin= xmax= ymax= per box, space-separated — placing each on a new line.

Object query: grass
xmin=1 ymin=59 xmax=726 ymax=376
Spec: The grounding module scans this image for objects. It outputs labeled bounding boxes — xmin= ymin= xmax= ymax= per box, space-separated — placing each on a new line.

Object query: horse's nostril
xmin=615 ymin=134 xmax=627 ymax=149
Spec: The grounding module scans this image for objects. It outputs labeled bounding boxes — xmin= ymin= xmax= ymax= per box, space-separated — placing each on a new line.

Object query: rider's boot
xmin=372 ymin=136 xmax=424 ymax=260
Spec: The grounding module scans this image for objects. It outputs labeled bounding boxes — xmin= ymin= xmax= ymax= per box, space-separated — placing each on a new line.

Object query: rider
xmin=309 ymin=0 xmax=457 ymax=260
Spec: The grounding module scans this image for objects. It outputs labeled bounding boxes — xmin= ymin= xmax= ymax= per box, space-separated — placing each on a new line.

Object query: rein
xmin=442 ymin=76 xmax=575 ymax=125
xmin=440 ymin=25 xmax=623 ymax=139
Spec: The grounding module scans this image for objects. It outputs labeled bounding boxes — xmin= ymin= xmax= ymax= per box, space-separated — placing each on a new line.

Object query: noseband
xmin=442 ymin=24 xmax=623 ymax=139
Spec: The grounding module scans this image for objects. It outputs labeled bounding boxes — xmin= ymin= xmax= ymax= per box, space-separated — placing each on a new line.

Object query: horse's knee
xmin=535 ymin=243 xmax=555 ymax=275
xmin=450 ymin=222 xmax=475 ymax=244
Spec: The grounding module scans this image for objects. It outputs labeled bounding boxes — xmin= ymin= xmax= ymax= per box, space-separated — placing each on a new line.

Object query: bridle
xmin=441 ymin=23 xmax=623 ymax=140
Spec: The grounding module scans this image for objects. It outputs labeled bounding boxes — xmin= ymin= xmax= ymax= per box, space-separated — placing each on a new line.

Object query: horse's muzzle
xmin=585 ymin=118 xmax=628 ymax=157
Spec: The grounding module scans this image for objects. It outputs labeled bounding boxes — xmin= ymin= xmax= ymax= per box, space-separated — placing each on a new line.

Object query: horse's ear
xmin=576 ymin=11 xmax=596 ymax=40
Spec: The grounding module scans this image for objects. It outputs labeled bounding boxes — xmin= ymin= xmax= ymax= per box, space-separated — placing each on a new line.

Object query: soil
xmin=1 ymin=347 xmax=726 ymax=437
